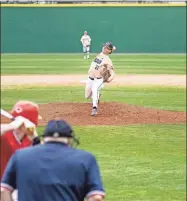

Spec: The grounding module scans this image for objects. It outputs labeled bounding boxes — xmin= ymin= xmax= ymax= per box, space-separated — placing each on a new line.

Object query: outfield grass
xmin=1 ymin=86 xmax=186 ymax=201
xmin=36 ymin=125 xmax=186 ymax=201
xmin=1 ymin=54 xmax=186 ymax=75
xmin=1 ymin=86 xmax=186 ymax=111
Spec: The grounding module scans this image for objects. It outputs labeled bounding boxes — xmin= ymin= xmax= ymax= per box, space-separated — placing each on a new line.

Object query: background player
xmin=80 ymin=31 xmax=91 ymax=59
xmin=85 ymin=42 xmax=116 ymax=116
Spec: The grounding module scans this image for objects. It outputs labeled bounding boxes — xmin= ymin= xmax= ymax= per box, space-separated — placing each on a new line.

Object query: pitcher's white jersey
xmin=81 ymin=35 xmax=91 ymax=46
xmin=88 ymin=52 xmax=113 ymax=78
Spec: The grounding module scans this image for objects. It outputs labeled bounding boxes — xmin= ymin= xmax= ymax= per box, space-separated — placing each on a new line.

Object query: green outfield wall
xmin=1 ymin=4 xmax=186 ymax=53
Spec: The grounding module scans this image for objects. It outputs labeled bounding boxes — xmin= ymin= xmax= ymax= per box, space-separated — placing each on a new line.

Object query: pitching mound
xmin=1 ymin=103 xmax=185 ymax=126
xmin=35 ymin=102 xmax=185 ymax=126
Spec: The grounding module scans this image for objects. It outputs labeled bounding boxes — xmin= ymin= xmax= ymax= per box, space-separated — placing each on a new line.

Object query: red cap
xmin=11 ymin=101 xmax=42 ymax=126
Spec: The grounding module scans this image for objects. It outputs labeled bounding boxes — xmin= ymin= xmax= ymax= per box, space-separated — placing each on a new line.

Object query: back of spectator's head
xmin=42 ymin=120 xmax=80 ymax=146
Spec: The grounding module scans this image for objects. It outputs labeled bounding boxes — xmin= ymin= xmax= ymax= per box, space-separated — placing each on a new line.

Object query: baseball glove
xmin=101 ymin=64 xmax=112 ymax=83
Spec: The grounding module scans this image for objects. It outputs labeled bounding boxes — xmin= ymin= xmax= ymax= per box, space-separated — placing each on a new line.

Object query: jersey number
xmin=94 ymin=58 xmax=102 ymax=70
xmin=95 ymin=65 xmax=99 ymax=70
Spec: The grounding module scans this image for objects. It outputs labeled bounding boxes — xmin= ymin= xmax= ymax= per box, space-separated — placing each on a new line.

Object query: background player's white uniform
xmin=80 ymin=33 xmax=91 ymax=59
xmin=85 ymin=52 xmax=113 ymax=111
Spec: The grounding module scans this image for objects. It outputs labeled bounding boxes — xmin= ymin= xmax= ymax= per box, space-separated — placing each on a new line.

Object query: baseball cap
xmin=42 ymin=120 xmax=80 ymax=146
xmin=103 ymin=42 xmax=113 ymax=50
xmin=11 ymin=100 xmax=42 ymax=126
xmin=43 ymin=120 xmax=74 ymax=138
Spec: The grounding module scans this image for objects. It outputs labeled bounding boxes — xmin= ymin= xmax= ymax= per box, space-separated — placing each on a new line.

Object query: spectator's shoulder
xmin=16 ymin=143 xmax=42 ymax=155
xmin=73 ymin=148 xmax=96 ymax=161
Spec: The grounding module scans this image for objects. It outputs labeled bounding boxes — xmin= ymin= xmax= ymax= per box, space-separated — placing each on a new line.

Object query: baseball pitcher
xmin=85 ymin=42 xmax=116 ymax=116
xmin=80 ymin=31 xmax=91 ymax=59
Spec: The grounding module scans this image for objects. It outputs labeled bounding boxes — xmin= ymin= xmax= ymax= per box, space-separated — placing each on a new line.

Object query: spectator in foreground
xmin=0 ymin=100 xmax=42 ymax=201
xmin=1 ymin=119 xmax=105 ymax=201
xmin=1 ymin=100 xmax=41 ymax=178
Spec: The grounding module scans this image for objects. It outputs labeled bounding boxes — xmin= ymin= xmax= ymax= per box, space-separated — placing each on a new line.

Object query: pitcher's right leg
xmin=85 ymin=78 xmax=93 ymax=99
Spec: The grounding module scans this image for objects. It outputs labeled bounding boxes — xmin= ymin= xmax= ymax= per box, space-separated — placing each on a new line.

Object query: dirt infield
xmin=38 ymin=102 xmax=186 ymax=126
xmin=1 ymin=102 xmax=186 ymax=126
xmin=1 ymin=74 xmax=186 ymax=126
xmin=1 ymin=74 xmax=186 ymax=88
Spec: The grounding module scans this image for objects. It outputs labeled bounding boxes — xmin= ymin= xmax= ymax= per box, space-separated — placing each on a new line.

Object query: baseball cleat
xmin=91 ymin=107 xmax=98 ymax=116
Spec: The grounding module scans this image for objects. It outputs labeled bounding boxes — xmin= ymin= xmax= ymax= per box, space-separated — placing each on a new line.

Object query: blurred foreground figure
xmin=0 ymin=100 xmax=41 ymax=201
xmin=1 ymin=119 xmax=105 ymax=201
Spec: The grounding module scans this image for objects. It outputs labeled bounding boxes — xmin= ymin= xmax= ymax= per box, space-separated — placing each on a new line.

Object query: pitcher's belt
xmin=89 ymin=77 xmax=102 ymax=80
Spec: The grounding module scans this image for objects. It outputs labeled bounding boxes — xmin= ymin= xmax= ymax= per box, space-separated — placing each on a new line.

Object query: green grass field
xmin=1 ymin=53 xmax=186 ymax=201
xmin=1 ymin=86 xmax=186 ymax=111
xmin=1 ymin=54 xmax=186 ymax=75
xmin=1 ymin=85 xmax=186 ymax=201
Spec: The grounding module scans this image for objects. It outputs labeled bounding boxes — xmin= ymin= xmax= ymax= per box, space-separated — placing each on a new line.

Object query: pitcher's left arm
xmin=101 ymin=64 xmax=115 ymax=83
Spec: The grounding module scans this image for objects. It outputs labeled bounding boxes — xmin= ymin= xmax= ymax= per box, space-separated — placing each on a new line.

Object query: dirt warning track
xmin=1 ymin=74 xmax=186 ymax=88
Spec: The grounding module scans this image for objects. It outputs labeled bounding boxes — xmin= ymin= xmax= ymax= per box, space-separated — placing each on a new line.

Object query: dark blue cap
xmin=42 ymin=120 xmax=73 ymax=138
xmin=103 ymin=42 xmax=113 ymax=50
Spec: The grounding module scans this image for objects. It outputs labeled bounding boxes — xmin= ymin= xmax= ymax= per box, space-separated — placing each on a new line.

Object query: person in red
xmin=0 ymin=100 xmax=42 ymax=180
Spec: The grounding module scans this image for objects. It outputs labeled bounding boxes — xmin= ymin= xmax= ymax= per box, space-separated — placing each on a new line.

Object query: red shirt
xmin=0 ymin=131 xmax=32 ymax=180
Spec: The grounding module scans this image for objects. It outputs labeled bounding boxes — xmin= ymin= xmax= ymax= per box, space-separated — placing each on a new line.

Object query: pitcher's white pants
xmin=12 ymin=190 xmax=18 ymax=201
xmin=85 ymin=77 xmax=104 ymax=108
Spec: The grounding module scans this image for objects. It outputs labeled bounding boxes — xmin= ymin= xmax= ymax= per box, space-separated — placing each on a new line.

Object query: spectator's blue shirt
xmin=1 ymin=142 xmax=105 ymax=201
